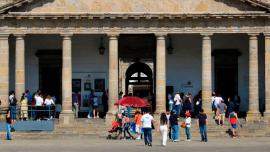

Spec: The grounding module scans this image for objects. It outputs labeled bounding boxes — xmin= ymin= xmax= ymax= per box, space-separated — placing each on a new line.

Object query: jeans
xmin=169 ymin=103 xmax=173 ymax=112
xmin=143 ymin=128 xmax=152 ymax=145
xmin=171 ymin=125 xmax=179 ymax=141
xmin=174 ymin=104 xmax=181 ymax=117
xmin=160 ymin=125 xmax=168 ymax=146
xmin=199 ymin=125 xmax=207 ymax=141
xmin=185 ymin=127 xmax=190 ymax=140
xmin=6 ymin=124 xmax=11 ymax=140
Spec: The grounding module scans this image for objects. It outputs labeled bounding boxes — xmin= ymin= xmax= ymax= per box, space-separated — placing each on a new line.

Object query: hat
xmin=185 ymin=111 xmax=191 ymax=117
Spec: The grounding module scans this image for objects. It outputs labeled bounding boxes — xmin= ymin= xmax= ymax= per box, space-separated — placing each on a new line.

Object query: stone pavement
xmin=0 ymin=137 xmax=270 ymax=152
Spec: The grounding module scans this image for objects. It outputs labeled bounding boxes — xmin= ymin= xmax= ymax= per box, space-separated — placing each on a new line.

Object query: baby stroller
xmin=107 ymin=120 xmax=122 ymax=140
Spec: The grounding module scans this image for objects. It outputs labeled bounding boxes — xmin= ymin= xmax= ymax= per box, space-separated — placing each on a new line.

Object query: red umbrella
xmin=114 ymin=96 xmax=150 ymax=107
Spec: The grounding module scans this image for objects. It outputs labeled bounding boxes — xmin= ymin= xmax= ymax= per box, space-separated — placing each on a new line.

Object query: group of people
xmin=108 ymin=107 xmax=208 ymax=147
xmin=6 ymin=90 xmax=59 ymax=121
xmin=168 ymin=91 xmax=202 ymax=118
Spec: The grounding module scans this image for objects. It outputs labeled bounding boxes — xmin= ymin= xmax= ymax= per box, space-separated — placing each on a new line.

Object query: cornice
xmin=0 ymin=12 xmax=269 ymax=20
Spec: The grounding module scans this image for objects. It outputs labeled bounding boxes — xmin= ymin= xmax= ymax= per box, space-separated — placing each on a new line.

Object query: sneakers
xmin=136 ymin=137 xmax=141 ymax=140
xmin=87 ymin=115 xmax=91 ymax=119
xmin=173 ymin=140 xmax=179 ymax=142
xmin=186 ymin=139 xmax=191 ymax=142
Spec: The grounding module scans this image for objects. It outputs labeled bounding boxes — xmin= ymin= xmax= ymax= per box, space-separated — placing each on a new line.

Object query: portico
xmin=0 ymin=0 xmax=269 ymax=125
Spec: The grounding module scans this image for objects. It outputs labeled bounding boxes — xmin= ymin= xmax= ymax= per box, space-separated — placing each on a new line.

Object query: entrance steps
xmin=1 ymin=118 xmax=269 ymax=139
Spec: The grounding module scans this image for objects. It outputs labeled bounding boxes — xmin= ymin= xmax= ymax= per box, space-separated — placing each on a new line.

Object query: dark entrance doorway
xmin=36 ymin=50 xmax=62 ymax=104
xmin=125 ymin=62 xmax=153 ymax=97
xmin=214 ymin=50 xmax=239 ymax=100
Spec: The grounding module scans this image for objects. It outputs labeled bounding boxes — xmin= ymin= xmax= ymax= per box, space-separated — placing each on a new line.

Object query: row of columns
xmin=0 ymin=33 xmax=269 ymax=122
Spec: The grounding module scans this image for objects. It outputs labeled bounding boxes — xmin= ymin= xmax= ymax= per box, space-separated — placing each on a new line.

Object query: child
xmin=185 ymin=111 xmax=191 ymax=141
xmin=229 ymin=111 xmax=240 ymax=137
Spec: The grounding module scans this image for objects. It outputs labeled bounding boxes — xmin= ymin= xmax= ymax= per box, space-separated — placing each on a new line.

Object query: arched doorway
xmin=125 ymin=62 xmax=153 ymax=98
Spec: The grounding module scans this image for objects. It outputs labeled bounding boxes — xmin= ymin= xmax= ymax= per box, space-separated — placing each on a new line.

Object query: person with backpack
xmin=8 ymin=91 xmax=17 ymax=123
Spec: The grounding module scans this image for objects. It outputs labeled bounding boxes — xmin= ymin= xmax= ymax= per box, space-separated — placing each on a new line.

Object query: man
xmin=169 ymin=110 xmax=179 ymax=142
xmin=141 ymin=109 xmax=154 ymax=146
xmin=197 ymin=109 xmax=208 ymax=142
xmin=217 ymin=100 xmax=227 ymax=126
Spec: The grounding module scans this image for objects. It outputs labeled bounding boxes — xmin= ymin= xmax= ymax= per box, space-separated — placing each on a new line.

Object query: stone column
xmin=264 ymin=33 xmax=270 ymax=119
xmin=0 ymin=34 xmax=9 ymax=107
xmin=15 ymin=34 xmax=25 ymax=101
xmin=107 ymin=34 xmax=119 ymax=116
xmin=60 ymin=33 xmax=74 ymax=126
xmin=155 ymin=34 xmax=166 ymax=114
xmin=247 ymin=34 xmax=260 ymax=121
xmin=201 ymin=34 xmax=212 ymax=114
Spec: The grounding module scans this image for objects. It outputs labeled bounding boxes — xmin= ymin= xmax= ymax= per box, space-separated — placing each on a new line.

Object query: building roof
xmin=0 ymin=0 xmax=269 ymax=15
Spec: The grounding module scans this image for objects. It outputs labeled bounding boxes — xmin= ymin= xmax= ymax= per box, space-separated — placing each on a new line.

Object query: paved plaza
xmin=0 ymin=137 xmax=270 ymax=152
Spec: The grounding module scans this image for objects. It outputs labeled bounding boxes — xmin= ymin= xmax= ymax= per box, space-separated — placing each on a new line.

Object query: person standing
xmin=169 ymin=110 xmax=179 ymax=142
xmin=197 ymin=109 xmax=208 ymax=142
xmin=141 ymin=109 xmax=154 ymax=146
xmin=229 ymin=111 xmax=240 ymax=137
xmin=168 ymin=93 xmax=174 ymax=112
xmin=134 ymin=111 xmax=142 ymax=140
xmin=72 ymin=92 xmax=80 ymax=118
xmin=185 ymin=111 xmax=191 ymax=141
xmin=20 ymin=93 xmax=28 ymax=120
xmin=6 ymin=108 xmax=12 ymax=140
xmin=173 ymin=92 xmax=182 ymax=117
xmin=88 ymin=89 xmax=95 ymax=119
xmin=217 ymin=100 xmax=227 ymax=126
xmin=8 ymin=91 xmax=17 ymax=123
xmin=159 ymin=112 xmax=168 ymax=146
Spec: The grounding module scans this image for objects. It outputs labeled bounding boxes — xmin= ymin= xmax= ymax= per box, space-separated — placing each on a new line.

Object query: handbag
xmin=180 ymin=122 xmax=186 ymax=128
xmin=11 ymin=126 xmax=15 ymax=132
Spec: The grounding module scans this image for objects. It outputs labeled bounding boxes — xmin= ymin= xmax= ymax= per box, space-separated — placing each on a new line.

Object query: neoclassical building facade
xmin=0 ymin=0 xmax=269 ymax=124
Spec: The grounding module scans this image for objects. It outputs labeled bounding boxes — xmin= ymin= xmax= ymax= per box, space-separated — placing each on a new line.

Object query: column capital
xmin=14 ymin=33 xmax=26 ymax=39
xmin=201 ymin=33 xmax=213 ymax=39
xmin=248 ymin=33 xmax=259 ymax=38
xmin=0 ymin=33 xmax=10 ymax=39
xmin=264 ymin=33 xmax=270 ymax=37
xmin=107 ymin=33 xmax=119 ymax=39
xmin=60 ymin=33 xmax=73 ymax=38
xmin=155 ymin=33 xmax=167 ymax=38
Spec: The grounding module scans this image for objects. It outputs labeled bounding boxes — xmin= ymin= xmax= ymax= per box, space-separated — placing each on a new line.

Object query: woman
xmin=9 ymin=91 xmax=17 ymax=123
xmin=44 ymin=95 xmax=55 ymax=119
xmin=20 ymin=93 xmax=28 ymax=120
xmin=160 ymin=112 xmax=168 ymax=146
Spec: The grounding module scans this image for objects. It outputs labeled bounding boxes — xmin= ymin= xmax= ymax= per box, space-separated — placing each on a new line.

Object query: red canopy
xmin=114 ymin=96 xmax=150 ymax=107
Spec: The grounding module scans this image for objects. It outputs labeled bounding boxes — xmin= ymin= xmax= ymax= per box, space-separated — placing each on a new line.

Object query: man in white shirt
xmin=35 ymin=93 xmax=44 ymax=120
xmin=141 ymin=110 xmax=154 ymax=146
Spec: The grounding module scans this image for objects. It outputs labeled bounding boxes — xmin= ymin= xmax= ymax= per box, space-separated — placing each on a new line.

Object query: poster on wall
xmin=94 ymin=79 xmax=105 ymax=92
xmin=72 ymin=79 xmax=81 ymax=92
xmin=84 ymin=82 xmax=92 ymax=91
